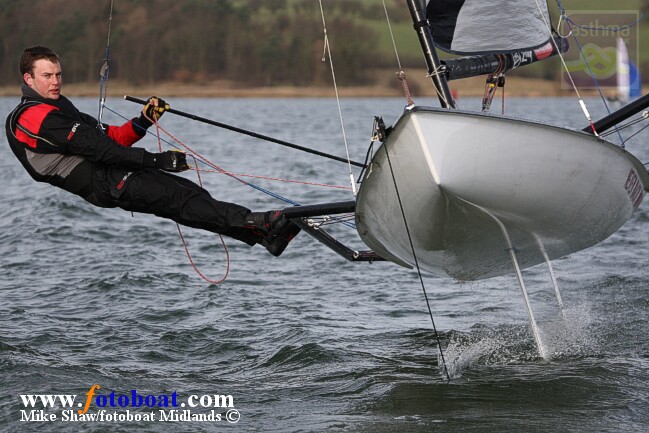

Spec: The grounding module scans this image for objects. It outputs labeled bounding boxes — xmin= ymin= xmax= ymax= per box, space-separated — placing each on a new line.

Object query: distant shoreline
xmin=0 ymin=74 xmax=632 ymax=99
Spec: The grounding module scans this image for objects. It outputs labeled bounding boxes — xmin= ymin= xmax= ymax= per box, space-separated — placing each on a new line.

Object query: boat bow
xmin=355 ymin=107 xmax=649 ymax=280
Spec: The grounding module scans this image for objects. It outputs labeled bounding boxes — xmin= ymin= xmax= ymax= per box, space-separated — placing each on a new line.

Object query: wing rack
xmin=281 ymin=201 xmax=384 ymax=263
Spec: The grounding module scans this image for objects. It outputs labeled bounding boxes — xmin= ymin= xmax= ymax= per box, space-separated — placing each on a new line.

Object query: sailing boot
xmin=244 ymin=210 xmax=301 ymax=257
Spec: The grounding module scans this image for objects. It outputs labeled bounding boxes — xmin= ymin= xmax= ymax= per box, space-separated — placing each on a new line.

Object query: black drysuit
xmin=5 ymin=85 xmax=261 ymax=246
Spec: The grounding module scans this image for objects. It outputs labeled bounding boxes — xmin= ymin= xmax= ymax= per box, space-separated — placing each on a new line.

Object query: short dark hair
xmin=20 ymin=46 xmax=60 ymax=76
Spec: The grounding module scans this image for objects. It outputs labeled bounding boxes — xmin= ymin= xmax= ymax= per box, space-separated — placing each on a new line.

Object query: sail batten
xmin=427 ymin=0 xmax=553 ymax=55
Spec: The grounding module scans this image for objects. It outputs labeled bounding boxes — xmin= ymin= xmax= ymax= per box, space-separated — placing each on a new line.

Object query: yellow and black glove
xmin=143 ymin=96 xmax=169 ymax=121
xmin=136 ymin=96 xmax=170 ymax=128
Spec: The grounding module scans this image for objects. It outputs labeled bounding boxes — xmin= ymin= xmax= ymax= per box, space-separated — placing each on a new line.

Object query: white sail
xmin=617 ymin=36 xmax=631 ymax=104
xmin=426 ymin=0 xmax=553 ymax=55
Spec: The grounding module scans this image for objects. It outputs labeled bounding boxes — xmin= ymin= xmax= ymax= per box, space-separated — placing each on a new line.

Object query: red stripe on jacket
xmin=15 ymin=104 xmax=59 ymax=148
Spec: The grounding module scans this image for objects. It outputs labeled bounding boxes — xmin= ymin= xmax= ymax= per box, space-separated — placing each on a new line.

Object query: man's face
xmin=24 ymin=59 xmax=62 ymax=100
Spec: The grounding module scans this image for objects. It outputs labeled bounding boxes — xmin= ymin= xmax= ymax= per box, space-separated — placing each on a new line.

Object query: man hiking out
xmin=5 ymin=46 xmax=300 ymax=257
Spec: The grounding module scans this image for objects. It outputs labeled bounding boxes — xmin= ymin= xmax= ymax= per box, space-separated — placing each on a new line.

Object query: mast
xmin=406 ymin=0 xmax=456 ymax=109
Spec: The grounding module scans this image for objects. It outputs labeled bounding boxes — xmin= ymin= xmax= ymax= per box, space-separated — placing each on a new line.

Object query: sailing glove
xmin=143 ymin=96 xmax=169 ymax=121
xmin=154 ymin=150 xmax=190 ymax=172
xmin=135 ymin=96 xmax=170 ymax=129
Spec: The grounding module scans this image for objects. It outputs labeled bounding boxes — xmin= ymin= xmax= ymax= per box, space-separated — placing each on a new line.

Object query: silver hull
xmin=355 ymin=107 xmax=649 ymax=280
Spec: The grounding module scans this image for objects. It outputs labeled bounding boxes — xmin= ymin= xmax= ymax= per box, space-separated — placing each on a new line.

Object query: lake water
xmin=1 ymin=95 xmax=648 ymax=432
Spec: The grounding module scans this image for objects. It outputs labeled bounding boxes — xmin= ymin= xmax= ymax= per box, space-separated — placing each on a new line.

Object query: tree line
xmin=1 ymin=0 xmax=646 ymax=89
xmin=0 ymin=0 xmax=413 ymax=87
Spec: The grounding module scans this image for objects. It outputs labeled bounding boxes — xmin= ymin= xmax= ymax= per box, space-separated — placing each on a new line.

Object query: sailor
xmin=5 ymin=46 xmax=300 ymax=257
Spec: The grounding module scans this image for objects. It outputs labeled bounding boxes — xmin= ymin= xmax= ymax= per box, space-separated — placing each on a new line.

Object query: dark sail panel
xmin=426 ymin=0 xmax=553 ymax=55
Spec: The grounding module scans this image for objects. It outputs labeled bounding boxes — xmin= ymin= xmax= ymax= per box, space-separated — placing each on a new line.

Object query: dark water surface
xmin=1 ymin=96 xmax=648 ymax=432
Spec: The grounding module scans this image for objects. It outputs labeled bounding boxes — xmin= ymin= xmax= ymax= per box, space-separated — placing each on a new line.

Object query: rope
xmin=397 ymin=71 xmax=415 ymax=108
xmin=92 ymin=1 xmax=228 ymax=282
xmin=176 ymin=223 xmax=230 ymax=285
xmin=481 ymin=58 xmax=506 ymax=113
xmin=146 ymin=116 xmax=360 ymax=229
xmin=146 ymin=113 xmax=355 ymax=277
xmin=104 ymin=104 xmax=351 ymax=192
xmin=145 ymin=113 xmax=231 ymax=284
xmin=318 ymin=0 xmax=357 ymax=196
xmin=148 ymin=113 xmax=363 ymax=279
xmin=193 ymin=168 xmax=352 ymax=191
xmin=125 ymin=95 xmax=366 ymax=168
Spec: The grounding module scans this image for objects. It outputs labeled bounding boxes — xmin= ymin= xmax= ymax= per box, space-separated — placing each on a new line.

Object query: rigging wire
xmin=97 ymin=0 xmax=115 ymax=129
xmin=382 ymin=144 xmax=451 ymax=381
xmin=381 ymin=0 xmax=415 ymax=107
xmin=382 ymin=0 xmax=403 ymax=70
xmin=554 ymin=1 xmax=626 ymax=146
xmin=427 ymin=66 xmax=453 ymax=110
xmin=534 ymin=0 xmax=599 ymax=137
xmin=553 ymin=0 xmax=645 ymax=146
xmin=602 ymin=111 xmax=649 ymax=146
xmin=95 ymin=1 xmax=230 ymax=284
xmin=533 ymin=0 xmax=598 ymax=136
xmin=366 ymin=105 xmax=449 ymax=373
xmin=318 ymin=0 xmax=357 ymax=196
xmin=557 ymin=3 xmax=645 ymax=33
xmin=92 ymin=3 xmax=370 ymax=282
xmin=600 ymin=110 xmax=649 ymax=138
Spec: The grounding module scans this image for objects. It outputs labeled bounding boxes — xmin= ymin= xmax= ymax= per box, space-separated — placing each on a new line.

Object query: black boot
xmin=244 ymin=210 xmax=282 ymax=235
xmin=244 ymin=210 xmax=300 ymax=257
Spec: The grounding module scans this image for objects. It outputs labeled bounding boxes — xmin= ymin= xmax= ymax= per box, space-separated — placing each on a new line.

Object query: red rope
xmin=176 ymin=223 xmax=230 ymax=285
xmin=148 ymin=114 xmax=231 ymax=284
xmin=193 ymin=168 xmax=352 ymax=190
xmin=151 ymin=119 xmax=352 ymax=190
xmin=145 ymin=111 xmax=353 ymax=284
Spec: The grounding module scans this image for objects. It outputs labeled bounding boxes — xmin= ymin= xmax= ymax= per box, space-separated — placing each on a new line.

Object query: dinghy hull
xmin=355 ymin=107 xmax=649 ymax=280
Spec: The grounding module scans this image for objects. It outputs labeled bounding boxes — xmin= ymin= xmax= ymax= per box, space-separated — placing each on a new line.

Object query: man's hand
xmin=156 ymin=150 xmax=190 ymax=172
xmin=142 ymin=96 xmax=169 ymax=122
